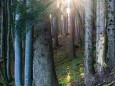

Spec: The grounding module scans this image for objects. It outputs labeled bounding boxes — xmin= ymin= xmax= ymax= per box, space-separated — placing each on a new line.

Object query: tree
xmin=2 ymin=0 xmax=8 ymax=84
xmin=69 ymin=8 xmax=75 ymax=59
xmin=96 ymin=0 xmax=106 ymax=76
xmin=14 ymin=1 xmax=23 ymax=86
xmin=7 ymin=0 xmax=12 ymax=81
xmin=84 ymin=0 xmax=95 ymax=86
xmin=33 ymin=18 xmax=59 ymax=86
xmin=0 ymin=0 xmax=3 ymax=59
xmin=54 ymin=13 xmax=59 ymax=48
xmin=107 ymin=0 xmax=115 ymax=69
xmin=24 ymin=0 xmax=33 ymax=85
xmin=96 ymin=0 xmax=100 ymax=61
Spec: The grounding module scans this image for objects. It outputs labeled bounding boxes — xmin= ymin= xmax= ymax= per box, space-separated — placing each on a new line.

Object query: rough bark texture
xmin=84 ymin=0 xmax=95 ymax=86
xmin=96 ymin=0 xmax=100 ymax=70
xmin=107 ymin=0 xmax=115 ymax=69
xmin=96 ymin=0 xmax=106 ymax=76
xmin=33 ymin=19 xmax=59 ymax=86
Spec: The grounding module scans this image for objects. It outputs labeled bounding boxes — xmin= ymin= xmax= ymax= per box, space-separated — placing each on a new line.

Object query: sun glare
xmin=56 ymin=0 xmax=85 ymax=16
xmin=66 ymin=8 xmax=70 ymax=14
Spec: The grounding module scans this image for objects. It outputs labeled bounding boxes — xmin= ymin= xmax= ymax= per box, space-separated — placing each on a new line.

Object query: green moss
xmin=54 ymin=47 xmax=85 ymax=86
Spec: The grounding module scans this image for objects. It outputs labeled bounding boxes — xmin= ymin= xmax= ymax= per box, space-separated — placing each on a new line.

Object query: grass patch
xmin=54 ymin=47 xmax=85 ymax=86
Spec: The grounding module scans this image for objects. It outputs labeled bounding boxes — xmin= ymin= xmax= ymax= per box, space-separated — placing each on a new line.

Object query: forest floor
xmin=53 ymin=36 xmax=115 ymax=86
xmin=53 ymin=36 xmax=85 ymax=86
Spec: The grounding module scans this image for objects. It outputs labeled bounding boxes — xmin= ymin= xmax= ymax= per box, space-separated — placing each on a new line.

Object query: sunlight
xmin=66 ymin=8 xmax=70 ymax=14
xmin=66 ymin=68 xmax=71 ymax=82
xmin=60 ymin=0 xmax=71 ymax=15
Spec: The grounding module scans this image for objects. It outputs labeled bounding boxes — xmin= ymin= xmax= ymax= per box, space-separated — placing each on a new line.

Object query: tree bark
xmin=107 ymin=0 xmax=115 ymax=69
xmin=7 ymin=0 xmax=12 ymax=81
xmin=84 ymin=0 xmax=95 ymax=86
xmin=33 ymin=19 xmax=59 ymax=86
xmin=14 ymin=1 xmax=23 ymax=86
xmin=24 ymin=23 xmax=33 ymax=86
xmin=24 ymin=0 xmax=33 ymax=85
xmin=96 ymin=0 xmax=106 ymax=76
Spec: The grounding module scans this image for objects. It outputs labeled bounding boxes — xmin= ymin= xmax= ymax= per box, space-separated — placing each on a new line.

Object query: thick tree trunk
xmin=33 ymin=19 xmax=59 ymax=86
xmin=84 ymin=0 xmax=95 ymax=86
xmin=107 ymin=0 xmax=115 ymax=69
xmin=96 ymin=0 xmax=106 ymax=76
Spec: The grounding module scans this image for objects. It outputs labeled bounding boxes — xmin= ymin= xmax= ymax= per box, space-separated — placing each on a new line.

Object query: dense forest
xmin=0 ymin=0 xmax=115 ymax=86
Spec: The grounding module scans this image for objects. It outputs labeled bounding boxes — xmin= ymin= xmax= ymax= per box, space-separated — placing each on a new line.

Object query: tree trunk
xmin=33 ymin=19 xmax=59 ymax=86
xmin=107 ymin=0 xmax=115 ymax=69
xmin=24 ymin=23 xmax=33 ymax=86
xmin=96 ymin=0 xmax=100 ymax=61
xmin=2 ymin=0 xmax=8 ymax=83
xmin=14 ymin=1 xmax=23 ymax=85
xmin=24 ymin=0 xmax=33 ymax=85
xmin=84 ymin=0 xmax=95 ymax=86
xmin=0 ymin=0 xmax=3 ymax=59
xmin=96 ymin=0 xmax=106 ymax=76
xmin=7 ymin=0 xmax=12 ymax=81
xmin=69 ymin=12 xmax=75 ymax=59
xmin=51 ymin=14 xmax=55 ymax=38
xmin=14 ymin=29 xmax=22 ymax=86
xmin=54 ymin=14 xmax=59 ymax=48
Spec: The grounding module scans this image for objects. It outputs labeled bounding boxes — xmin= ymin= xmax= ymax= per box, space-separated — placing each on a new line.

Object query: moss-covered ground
xmin=53 ymin=36 xmax=85 ymax=86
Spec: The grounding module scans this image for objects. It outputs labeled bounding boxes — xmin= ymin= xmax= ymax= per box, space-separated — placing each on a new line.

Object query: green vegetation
xmin=54 ymin=43 xmax=84 ymax=86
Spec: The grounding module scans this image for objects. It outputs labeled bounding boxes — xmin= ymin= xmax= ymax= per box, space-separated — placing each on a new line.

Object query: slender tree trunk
xmin=107 ymin=0 xmax=115 ymax=69
xmin=75 ymin=14 xmax=78 ymax=46
xmin=51 ymin=14 xmax=55 ymax=38
xmin=63 ymin=14 xmax=67 ymax=36
xmin=14 ymin=1 xmax=23 ymax=85
xmin=2 ymin=0 xmax=8 ymax=84
xmin=54 ymin=14 xmax=59 ymax=48
xmin=14 ymin=29 xmax=22 ymax=86
xmin=96 ymin=0 xmax=106 ymax=76
xmin=24 ymin=0 xmax=33 ymax=85
xmin=7 ymin=0 xmax=12 ymax=81
xmin=96 ymin=0 xmax=100 ymax=61
xmin=33 ymin=19 xmax=59 ymax=86
xmin=69 ymin=12 xmax=75 ymax=59
xmin=84 ymin=0 xmax=95 ymax=86
xmin=0 ymin=0 xmax=3 ymax=59
xmin=24 ymin=23 xmax=33 ymax=86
